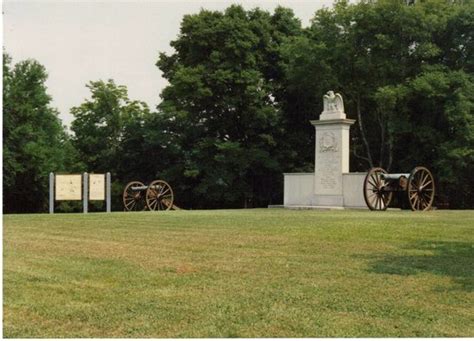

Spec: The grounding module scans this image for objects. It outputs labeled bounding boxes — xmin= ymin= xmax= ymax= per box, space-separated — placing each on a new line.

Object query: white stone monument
xmin=282 ymin=91 xmax=367 ymax=209
xmin=311 ymin=91 xmax=354 ymax=206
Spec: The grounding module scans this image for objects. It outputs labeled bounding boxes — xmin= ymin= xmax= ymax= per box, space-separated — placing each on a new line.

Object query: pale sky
xmin=4 ymin=0 xmax=334 ymax=128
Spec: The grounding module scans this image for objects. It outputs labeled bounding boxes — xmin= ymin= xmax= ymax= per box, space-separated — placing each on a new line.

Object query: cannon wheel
xmin=363 ymin=167 xmax=393 ymax=211
xmin=407 ymin=167 xmax=435 ymax=211
xmin=146 ymin=180 xmax=174 ymax=211
xmin=123 ymin=181 xmax=147 ymax=211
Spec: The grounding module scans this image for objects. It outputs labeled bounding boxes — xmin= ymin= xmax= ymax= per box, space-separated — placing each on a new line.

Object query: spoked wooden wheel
xmin=123 ymin=181 xmax=147 ymax=211
xmin=363 ymin=167 xmax=393 ymax=211
xmin=407 ymin=167 xmax=435 ymax=211
xmin=145 ymin=180 xmax=174 ymax=211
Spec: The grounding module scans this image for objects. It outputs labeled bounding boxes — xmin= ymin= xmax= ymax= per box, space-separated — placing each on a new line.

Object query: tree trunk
xmin=378 ymin=112 xmax=385 ymax=168
xmin=387 ymin=135 xmax=393 ymax=172
xmin=356 ymin=94 xmax=374 ymax=169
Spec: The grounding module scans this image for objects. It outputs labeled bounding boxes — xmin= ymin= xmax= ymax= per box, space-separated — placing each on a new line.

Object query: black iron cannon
xmin=122 ymin=180 xmax=175 ymax=211
xmin=363 ymin=166 xmax=435 ymax=211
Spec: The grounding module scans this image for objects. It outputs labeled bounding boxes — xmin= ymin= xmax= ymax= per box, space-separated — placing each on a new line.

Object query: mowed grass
xmin=3 ymin=209 xmax=474 ymax=337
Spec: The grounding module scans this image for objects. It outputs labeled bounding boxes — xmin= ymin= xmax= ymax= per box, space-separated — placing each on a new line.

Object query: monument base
xmin=283 ymin=172 xmax=367 ymax=209
xmin=313 ymin=195 xmax=344 ymax=207
xmin=271 ymin=205 xmax=361 ymax=210
xmin=268 ymin=205 xmax=397 ymax=211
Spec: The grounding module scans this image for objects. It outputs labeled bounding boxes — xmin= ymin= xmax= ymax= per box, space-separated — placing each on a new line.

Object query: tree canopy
xmin=70 ymin=79 xmax=150 ymax=209
xmin=154 ymin=5 xmax=303 ymax=208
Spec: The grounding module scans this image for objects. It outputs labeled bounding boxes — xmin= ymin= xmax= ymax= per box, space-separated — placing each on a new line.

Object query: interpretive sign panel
xmin=89 ymin=174 xmax=105 ymax=200
xmin=55 ymin=174 xmax=82 ymax=200
xmin=50 ymin=172 xmax=111 ymax=213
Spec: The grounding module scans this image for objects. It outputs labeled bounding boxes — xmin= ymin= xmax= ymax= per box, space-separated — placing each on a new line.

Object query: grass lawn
xmin=3 ymin=209 xmax=474 ymax=337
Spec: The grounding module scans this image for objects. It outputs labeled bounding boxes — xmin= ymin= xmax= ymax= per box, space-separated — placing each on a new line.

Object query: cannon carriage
xmin=123 ymin=180 xmax=175 ymax=211
xmin=363 ymin=166 xmax=435 ymax=211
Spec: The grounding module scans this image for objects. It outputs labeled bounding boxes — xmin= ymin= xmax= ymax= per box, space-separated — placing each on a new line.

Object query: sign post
xmin=83 ymin=172 xmax=88 ymax=213
xmin=106 ymin=172 xmax=111 ymax=213
xmin=49 ymin=172 xmax=54 ymax=214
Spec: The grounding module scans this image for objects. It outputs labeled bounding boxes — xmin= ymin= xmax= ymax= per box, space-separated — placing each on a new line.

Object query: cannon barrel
xmin=131 ymin=185 xmax=163 ymax=191
xmin=380 ymin=173 xmax=410 ymax=180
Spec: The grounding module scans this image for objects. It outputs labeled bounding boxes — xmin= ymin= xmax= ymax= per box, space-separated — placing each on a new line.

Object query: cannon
xmin=363 ymin=166 xmax=435 ymax=211
xmin=122 ymin=180 xmax=175 ymax=211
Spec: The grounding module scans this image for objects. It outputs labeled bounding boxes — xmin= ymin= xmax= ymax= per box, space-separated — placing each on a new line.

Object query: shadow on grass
xmin=367 ymin=241 xmax=474 ymax=292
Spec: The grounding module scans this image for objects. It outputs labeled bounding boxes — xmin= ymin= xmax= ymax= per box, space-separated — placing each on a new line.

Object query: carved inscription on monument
xmin=89 ymin=174 xmax=105 ymax=200
xmin=316 ymin=151 xmax=339 ymax=190
xmin=55 ymin=174 xmax=82 ymax=200
xmin=315 ymin=131 xmax=342 ymax=194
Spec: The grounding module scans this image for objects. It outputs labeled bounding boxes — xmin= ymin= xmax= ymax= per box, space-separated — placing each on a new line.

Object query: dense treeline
xmin=3 ymin=0 xmax=474 ymax=212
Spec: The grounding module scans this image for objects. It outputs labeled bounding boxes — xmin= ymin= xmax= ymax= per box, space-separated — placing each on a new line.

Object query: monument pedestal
xmin=311 ymin=117 xmax=355 ymax=208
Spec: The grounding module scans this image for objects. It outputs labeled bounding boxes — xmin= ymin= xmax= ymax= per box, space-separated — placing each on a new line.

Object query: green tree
xmin=70 ymin=80 xmax=150 ymax=208
xmin=155 ymin=5 xmax=303 ymax=208
xmin=3 ymin=54 xmax=70 ymax=212
xmin=376 ymin=67 xmax=474 ymax=207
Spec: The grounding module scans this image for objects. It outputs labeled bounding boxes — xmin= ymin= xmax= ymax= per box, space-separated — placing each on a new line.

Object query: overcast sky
xmin=4 ymin=0 xmax=334 ymax=128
